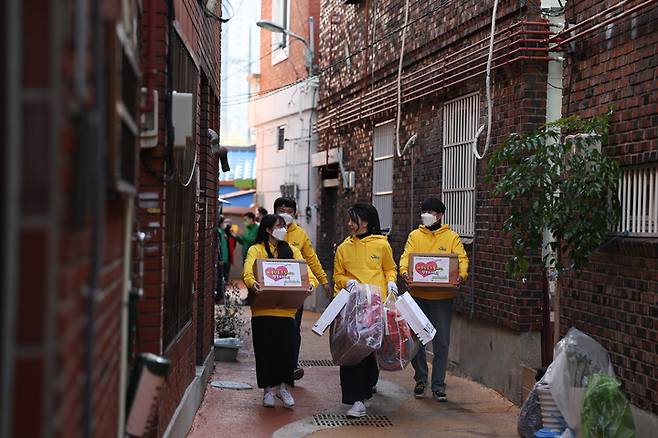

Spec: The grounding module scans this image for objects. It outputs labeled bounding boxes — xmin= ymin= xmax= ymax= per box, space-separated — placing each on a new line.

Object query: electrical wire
xmin=395 ymin=0 xmax=417 ymax=158
xmin=472 ymin=0 xmax=498 ymax=160
xmin=177 ymin=149 xmax=198 ymax=187
xmin=221 ymin=0 xmax=450 ymax=107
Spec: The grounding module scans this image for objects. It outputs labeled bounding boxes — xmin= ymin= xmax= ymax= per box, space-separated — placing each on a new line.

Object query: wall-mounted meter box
xmin=172 ymin=91 xmax=193 ymax=149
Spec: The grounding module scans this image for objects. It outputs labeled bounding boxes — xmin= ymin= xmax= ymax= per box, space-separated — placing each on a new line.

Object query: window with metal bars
xmin=373 ymin=121 xmax=394 ymax=232
xmin=617 ymin=163 xmax=658 ymax=237
xmin=277 ymin=125 xmax=285 ymax=151
xmin=163 ymin=32 xmax=198 ymax=349
xmin=442 ymin=93 xmax=478 ymax=237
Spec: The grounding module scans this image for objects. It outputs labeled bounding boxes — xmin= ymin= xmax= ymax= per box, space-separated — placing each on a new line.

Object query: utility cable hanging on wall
xmin=395 ymin=0 xmax=417 ymax=158
xmin=472 ymin=0 xmax=498 ymax=160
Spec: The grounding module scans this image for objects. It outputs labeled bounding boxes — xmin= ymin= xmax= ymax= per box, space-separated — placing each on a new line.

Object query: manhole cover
xmin=211 ymin=380 xmax=253 ymax=390
xmin=313 ymin=413 xmax=393 ymax=427
xmin=298 ymin=359 xmax=336 ymax=367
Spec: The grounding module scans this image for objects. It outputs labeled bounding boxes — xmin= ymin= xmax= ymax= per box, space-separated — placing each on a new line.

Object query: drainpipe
xmin=83 ymin=0 xmax=107 ymax=435
xmin=541 ymin=4 xmax=565 ymax=365
xmin=1 ymin=0 xmax=22 ymax=435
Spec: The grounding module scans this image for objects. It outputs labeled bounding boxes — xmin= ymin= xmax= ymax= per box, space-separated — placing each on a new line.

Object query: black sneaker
xmin=433 ymin=391 xmax=447 ymax=402
xmin=414 ymin=381 xmax=426 ymax=398
xmin=293 ymin=367 xmax=305 ymax=380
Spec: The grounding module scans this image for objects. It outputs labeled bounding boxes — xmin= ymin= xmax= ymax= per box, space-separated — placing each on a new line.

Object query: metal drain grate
xmin=313 ymin=414 xmax=393 ymax=427
xmin=298 ymin=359 xmax=336 ymax=367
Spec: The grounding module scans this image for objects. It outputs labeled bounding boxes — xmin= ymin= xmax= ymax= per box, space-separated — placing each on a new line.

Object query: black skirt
xmin=339 ymin=353 xmax=379 ymax=404
xmin=251 ymin=316 xmax=295 ymax=389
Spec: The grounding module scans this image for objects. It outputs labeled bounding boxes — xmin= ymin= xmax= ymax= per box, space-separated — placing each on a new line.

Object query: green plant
xmin=215 ymin=283 xmax=248 ymax=338
xmin=486 ymin=111 xmax=621 ymax=279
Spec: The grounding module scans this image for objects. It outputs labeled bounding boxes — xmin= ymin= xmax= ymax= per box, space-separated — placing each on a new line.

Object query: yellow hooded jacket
xmin=286 ymin=222 xmax=329 ymax=285
xmin=399 ymin=224 xmax=469 ymax=300
xmin=333 ymin=234 xmax=397 ymax=298
xmin=243 ymin=242 xmax=319 ymax=318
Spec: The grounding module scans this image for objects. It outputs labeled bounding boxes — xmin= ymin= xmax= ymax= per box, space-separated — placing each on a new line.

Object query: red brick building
xmin=313 ymin=0 xmax=658 ymax=429
xmin=1 ymin=0 xmax=221 ymax=437
xmin=314 ymin=0 xmax=552 ymax=405
xmin=557 ymin=0 xmax=658 ymax=423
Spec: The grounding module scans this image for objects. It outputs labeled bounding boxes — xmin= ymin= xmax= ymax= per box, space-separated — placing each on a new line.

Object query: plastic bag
xmin=581 ymin=373 xmax=635 ymax=438
xmin=330 ymin=283 xmax=383 ymax=366
xmin=542 ymin=328 xmax=615 ymax=434
xmin=517 ymin=384 xmax=543 ymax=438
xmin=376 ymin=294 xmax=419 ymax=371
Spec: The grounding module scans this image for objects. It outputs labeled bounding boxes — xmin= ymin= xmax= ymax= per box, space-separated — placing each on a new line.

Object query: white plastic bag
xmin=541 ymin=328 xmax=615 ymax=434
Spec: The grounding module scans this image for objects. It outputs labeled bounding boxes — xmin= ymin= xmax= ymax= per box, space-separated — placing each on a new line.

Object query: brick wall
xmin=136 ymin=0 xmax=221 ymax=435
xmin=259 ymin=0 xmax=321 ymax=91
xmin=559 ymin=2 xmax=658 ymax=414
xmin=316 ymin=0 xmax=548 ymax=331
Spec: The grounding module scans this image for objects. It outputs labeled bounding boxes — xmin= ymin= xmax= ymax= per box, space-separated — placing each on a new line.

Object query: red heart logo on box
xmin=415 ymin=261 xmax=437 ymax=278
xmin=265 ymin=266 xmax=289 ymax=282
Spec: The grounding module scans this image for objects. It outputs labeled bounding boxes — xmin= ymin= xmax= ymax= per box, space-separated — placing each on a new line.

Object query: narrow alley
xmin=189 ymin=307 xmax=519 ymax=438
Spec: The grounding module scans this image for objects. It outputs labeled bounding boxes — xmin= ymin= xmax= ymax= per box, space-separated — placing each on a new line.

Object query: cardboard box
xmin=312 ymin=289 xmax=349 ymax=336
xmin=408 ymin=253 xmax=459 ymax=291
xmin=396 ymin=292 xmax=436 ymax=345
xmin=252 ymin=259 xmax=310 ymax=308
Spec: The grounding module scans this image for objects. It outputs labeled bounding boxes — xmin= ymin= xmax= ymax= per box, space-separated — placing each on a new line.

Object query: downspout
xmin=1 ymin=0 xmax=22 ymax=435
xmin=541 ymin=3 xmax=565 ymax=364
xmin=83 ymin=0 xmax=107 ymax=435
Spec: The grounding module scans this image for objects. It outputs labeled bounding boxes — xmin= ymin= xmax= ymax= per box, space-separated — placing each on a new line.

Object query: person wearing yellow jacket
xmin=399 ymin=198 xmax=469 ymax=402
xmin=333 ymin=203 xmax=398 ymax=418
xmin=274 ymin=197 xmax=329 ymax=381
xmin=242 ymin=214 xmax=318 ymax=409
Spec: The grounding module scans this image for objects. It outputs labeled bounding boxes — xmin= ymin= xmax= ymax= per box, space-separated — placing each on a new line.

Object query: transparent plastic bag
xmin=542 ymin=328 xmax=615 ymax=434
xmin=376 ymin=294 xmax=419 ymax=371
xmin=329 ymin=283 xmax=383 ymax=366
xmin=581 ymin=373 xmax=635 ymax=438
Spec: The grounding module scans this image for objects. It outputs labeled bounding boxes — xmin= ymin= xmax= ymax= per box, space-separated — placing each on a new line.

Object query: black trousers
xmin=339 ymin=353 xmax=379 ymax=404
xmin=292 ymin=308 xmax=303 ymax=369
xmin=251 ymin=316 xmax=295 ymax=389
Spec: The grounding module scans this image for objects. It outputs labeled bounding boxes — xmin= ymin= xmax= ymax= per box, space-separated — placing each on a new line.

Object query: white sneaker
xmin=277 ymin=383 xmax=295 ymax=409
xmin=346 ymin=401 xmax=366 ymax=418
xmin=263 ymin=388 xmax=275 ymax=408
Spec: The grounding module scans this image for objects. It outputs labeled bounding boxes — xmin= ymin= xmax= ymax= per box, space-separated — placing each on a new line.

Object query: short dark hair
xmin=243 ymin=212 xmax=256 ymax=221
xmin=257 ymin=206 xmax=268 ymax=216
xmin=274 ymin=197 xmax=297 ymax=213
xmin=348 ymin=203 xmax=382 ymax=235
xmin=421 ymin=198 xmax=446 ymax=213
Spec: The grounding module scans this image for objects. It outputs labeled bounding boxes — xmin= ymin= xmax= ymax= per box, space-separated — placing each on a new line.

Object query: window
xmin=277 ymin=125 xmax=285 ymax=151
xmin=373 ymin=121 xmax=394 ymax=232
xmin=617 ymin=163 xmax=658 ymax=236
xmin=442 ymin=93 xmax=478 ymax=237
xmin=164 ymin=32 xmax=198 ymax=349
xmin=271 ymin=0 xmax=290 ymax=64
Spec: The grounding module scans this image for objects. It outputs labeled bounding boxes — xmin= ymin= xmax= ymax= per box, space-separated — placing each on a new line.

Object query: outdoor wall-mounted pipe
xmin=141 ymin=0 xmax=157 ymax=113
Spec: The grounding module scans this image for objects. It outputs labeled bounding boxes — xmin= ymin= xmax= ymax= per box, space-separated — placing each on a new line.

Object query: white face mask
xmin=272 ymin=227 xmax=287 ymax=241
xmin=279 ymin=213 xmax=294 ymax=225
xmin=421 ymin=213 xmax=439 ymax=227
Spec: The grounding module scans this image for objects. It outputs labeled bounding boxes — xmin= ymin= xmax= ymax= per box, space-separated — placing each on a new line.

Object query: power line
xmin=220 ymin=0 xmax=448 ymax=107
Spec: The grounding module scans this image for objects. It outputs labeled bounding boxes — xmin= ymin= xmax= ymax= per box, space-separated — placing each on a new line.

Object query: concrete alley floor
xmin=188 ymin=309 xmax=519 ymax=438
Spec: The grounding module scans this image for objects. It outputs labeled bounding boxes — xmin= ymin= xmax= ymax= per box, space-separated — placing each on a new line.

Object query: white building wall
xmin=252 ymin=79 xmax=319 ymax=246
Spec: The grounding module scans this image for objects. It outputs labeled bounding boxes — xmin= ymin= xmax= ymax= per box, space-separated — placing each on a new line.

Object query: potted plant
xmin=214 ymin=283 xmax=248 ymax=362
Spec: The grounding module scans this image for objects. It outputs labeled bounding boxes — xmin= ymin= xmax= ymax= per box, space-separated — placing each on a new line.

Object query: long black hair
xmin=255 ymin=214 xmax=294 ymax=259
xmin=348 ymin=203 xmax=382 ymax=235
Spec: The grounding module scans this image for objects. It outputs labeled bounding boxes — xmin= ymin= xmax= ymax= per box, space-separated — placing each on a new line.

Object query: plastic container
xmin=214 ymin=338 xmax=241 ymax=362
xmin=536 ymin=386 xmax=567 ymax=432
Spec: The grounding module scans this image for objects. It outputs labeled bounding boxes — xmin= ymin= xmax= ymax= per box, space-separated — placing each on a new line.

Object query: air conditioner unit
xmin=172 ymin=91 xmax=193 ymax=149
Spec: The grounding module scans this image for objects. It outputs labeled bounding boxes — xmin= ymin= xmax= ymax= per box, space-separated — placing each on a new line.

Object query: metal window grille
xmin=373 ymin=121 xmax=394 ymax=231
xmin=164 ymin=32 xmax=198 ymax=348
xmin=617 ymin=164 xmax=658 ymax=237
xmin=442 ymin=93 xmax=478 ymax=237
xmin=277 ymin=126 xmax=285 ymax=151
